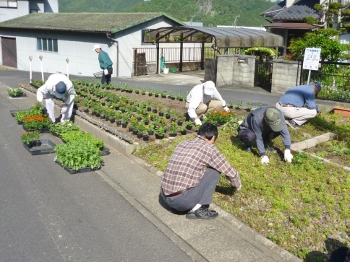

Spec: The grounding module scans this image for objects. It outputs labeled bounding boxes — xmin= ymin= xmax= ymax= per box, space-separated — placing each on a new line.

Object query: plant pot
xmin=152 ymin=109 xmax=158 ymax=113
xmin=137 ymin=133 xmax=143 ymax=139
xmin=148 ymin=130 xmax=154 ymax=136
xmin=109 ymin=118 xmax=115 ymax=123
xmin=143 ymin=135 xmax=149 ymax=141
xmin=147 ymin=107 xmax=152 ymax=112
xmin=180 ymin=130 xmax=187 ymax=135
xmin=122 ymin=122 xmax=128 ymax=128
xmin=333 ymin=106 xmax=350 ymax=118
xmin=133 ymin=130 xmax=138 ymax=135
xmin=155 ymin=134 xmax=164 ymax=140
xmin=34 ymin=140 xmax=42 ymax=147
xmin=177 ymin=121 xmax=183 ymax=126
xmin=186 ymin=125 xmax=193 ymax=130
xmin=169 ymin=133 xmax=177 ymax=137
xmin=159 ymin=112 xmax=164 ymax=117
xmin=166 ymin=114 xmax=170 ymax=119
xmin=116 ymin=120 xmax=122 ymax=126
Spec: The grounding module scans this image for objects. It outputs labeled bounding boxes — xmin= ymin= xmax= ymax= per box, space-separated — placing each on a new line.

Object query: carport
xmin=143 ymin=26 xmax=284 ymax=72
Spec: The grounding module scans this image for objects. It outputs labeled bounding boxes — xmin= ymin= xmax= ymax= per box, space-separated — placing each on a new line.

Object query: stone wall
xmin=271 ymin=60 xmax=301 ymax=94
xmin=215 ymin=55 xmax=256 ymax=88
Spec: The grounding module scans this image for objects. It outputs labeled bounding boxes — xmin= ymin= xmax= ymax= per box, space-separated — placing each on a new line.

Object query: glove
xmin=223 ymin=106 xmax=230 ymax=112
xmin=41 ymin=107 xmax=48 ymax=115
xmin=61 ymin=105 xmax=68 ymax=114
xmin=261 ymin=155 xmax=269 ymax=165
xmin=284 ymin=149 xmax=293 ymax=163
xmin=194 ymin=118 xmax=202 ymax=126
xmin=104 ymin=69 xmax=108 ymax=75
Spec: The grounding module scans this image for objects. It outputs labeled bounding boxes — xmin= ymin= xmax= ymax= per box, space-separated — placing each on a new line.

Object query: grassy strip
xmin=134 ymin=111 xmax=350 ymax=261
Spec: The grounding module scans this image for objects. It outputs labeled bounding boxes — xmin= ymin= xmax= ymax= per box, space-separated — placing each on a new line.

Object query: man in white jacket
xmin=36 ymin=73 xmax=76 ymax=123
xmin=186 ymin=81 xmax=229 ymax=125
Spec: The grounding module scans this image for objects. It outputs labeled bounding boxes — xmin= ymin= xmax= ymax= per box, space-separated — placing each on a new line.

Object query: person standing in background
xmin=93 ymin=44 xmax=113 ymax=85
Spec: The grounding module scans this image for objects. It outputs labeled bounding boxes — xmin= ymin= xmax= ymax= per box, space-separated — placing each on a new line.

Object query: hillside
xmin=59 ymin=0 xmax=277 ymax=27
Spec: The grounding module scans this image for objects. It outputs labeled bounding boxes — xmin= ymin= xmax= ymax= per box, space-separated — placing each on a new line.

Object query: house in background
xmin=0 ymin=0 xmax=58 ymax=22
xmin=262 ymin=0 xmax=350 ymax=55
xmin=261 ymin=0 xmax=322 ymax=55
xmin=0 ymin=12 xmax=183 ymax=78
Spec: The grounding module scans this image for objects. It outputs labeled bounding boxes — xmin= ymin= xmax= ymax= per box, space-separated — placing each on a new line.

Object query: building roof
xmin=265 ymin=22 xmax=319 ymax=30
xmin=262 ymin=0 xmax=321 ymax=21
xmin=0 ymin=12 xmax=184 ymax=34
xmin=144 ymin=26 xmax=284 ymax=48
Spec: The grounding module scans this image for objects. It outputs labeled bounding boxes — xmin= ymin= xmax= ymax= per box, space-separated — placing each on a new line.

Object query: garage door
xmin=1 ymin=37 xmax=17 ymax=68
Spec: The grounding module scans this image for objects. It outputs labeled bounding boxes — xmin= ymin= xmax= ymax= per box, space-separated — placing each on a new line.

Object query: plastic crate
xmin=170 ymin=68 xmax=177 ymax=73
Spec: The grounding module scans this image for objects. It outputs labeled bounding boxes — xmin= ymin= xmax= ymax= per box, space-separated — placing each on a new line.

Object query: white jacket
xmin=186 ymin=83 xmax=226 ymax=118
xmin=37 ymin=73 xmax=75 ymax=105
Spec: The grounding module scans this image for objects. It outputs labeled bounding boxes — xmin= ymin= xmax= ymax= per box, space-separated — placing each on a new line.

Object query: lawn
xmin=134 ymin=110 xmax=350 ymax=261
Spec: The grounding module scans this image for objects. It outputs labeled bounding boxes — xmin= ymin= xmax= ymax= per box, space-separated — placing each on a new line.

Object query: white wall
xmin=0 ymin=0 xmax=58 ymax=22
xmin=0 ymin=18 xmax=181 ymax=78
xmin=0 ymin=1 xmax=30 ymax=22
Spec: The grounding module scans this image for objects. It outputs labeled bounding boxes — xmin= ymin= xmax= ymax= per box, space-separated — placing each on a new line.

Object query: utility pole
xmin=233 ymin=15 xmax=240 ymax=27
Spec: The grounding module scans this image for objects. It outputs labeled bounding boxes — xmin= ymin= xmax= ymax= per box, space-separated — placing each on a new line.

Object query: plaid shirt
xmin=161 ymin=136 xmax=241 ymax=195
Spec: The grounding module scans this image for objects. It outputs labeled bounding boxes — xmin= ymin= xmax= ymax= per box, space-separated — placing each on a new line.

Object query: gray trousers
xmin=275 ymin=102 xmax=317 ymax=126
xmin=160 ymin=168 xmax=221 ymax=212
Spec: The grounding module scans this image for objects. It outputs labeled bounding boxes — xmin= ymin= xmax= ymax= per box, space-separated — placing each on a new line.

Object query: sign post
xmin=302 ymin=48 xmax=321 ymax=84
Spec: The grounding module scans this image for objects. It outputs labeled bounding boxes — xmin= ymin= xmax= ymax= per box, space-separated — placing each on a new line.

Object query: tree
xmin=288 ymin=29 xmax=345 ymax=61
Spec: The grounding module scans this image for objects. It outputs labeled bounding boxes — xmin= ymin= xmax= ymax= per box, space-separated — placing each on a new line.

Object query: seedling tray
xmin=9 ymin=93 xmax=26 ymax=98
xmin=23 ymin=126 xmax=50 ymax=133
xmin=55 ymin=160 xmax=101 ymax=174
xmin=23 ymin=139 xmax=56 ymax=155
xmin=100 ymin=146 xmax=110 ymax=156
xmin=10 ymin=109 xmax=27 ymax=117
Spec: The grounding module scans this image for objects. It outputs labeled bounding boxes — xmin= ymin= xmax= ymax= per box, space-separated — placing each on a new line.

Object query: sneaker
xmin=286 ymin=120 xmax=300 ymax=130
xmin=186 ymin=206 xmax=218 ymax=220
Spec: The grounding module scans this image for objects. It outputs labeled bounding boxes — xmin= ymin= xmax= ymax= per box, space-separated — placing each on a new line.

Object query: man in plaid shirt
xmin=161 ymin=122 xmax=241 ymax=220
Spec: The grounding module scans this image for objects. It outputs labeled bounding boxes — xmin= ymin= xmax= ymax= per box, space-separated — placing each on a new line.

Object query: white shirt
xmin=186 ymin=83 xmax=226 ymax=118
xmin=37 ymin=73 xmax=75 ymax=104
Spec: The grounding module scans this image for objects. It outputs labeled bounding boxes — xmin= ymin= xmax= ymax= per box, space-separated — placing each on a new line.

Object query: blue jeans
xmin=160 ymin=168 xmax=221 ymax=212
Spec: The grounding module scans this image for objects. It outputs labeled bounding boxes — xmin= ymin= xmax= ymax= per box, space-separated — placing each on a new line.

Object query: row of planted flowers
xmin=69 ymin=80 xmax=236 ymax=140
xmin=16 ymin=103 xmax=104 ymax=171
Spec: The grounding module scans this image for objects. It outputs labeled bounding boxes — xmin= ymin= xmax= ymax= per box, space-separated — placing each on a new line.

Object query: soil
xmin=302 ymin=141 xmax=350 ymax=168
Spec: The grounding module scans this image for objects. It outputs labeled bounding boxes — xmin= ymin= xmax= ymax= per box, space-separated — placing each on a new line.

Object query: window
xmin=0 ymin=0 xmax=17 ymax=8
xmin=37 ymin=38 xmax=58 ymax=52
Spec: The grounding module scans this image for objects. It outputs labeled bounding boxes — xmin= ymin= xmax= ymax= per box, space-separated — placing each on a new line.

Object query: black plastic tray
xmin=100 ymin=146 xmax=110 ymax=156
xmin=23 ymin=126 xmax=50 ymax=133
xmin=9 ymin=93 xmax=26 ymax=98
xmin=10 ymin=109 xmax=27 ymax=117
xmin=23 ymin=139 xmax=56 ymax=155
xmin=55 ymin=160 xmax=101 ymax=174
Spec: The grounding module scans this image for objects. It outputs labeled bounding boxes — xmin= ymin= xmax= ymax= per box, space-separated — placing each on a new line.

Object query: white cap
xmin=203 ymin=81 xmax=215 ymax=95
xmin=93 ymin=44 xmax=101 ymax=50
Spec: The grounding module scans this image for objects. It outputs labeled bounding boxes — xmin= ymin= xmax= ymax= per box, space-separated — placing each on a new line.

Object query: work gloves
xmin=104 ymin=69 xmax=108 ymax=75
xmin=61 ymin=104 xmax=68 ymax=114
xmin=223 ymin=106 xmax=230 ymax=112
xmin=194 ymin=118 xmax=202 ymax=126
xmin=284 ymin=149 xmax=293 ymax=163
xmin=261 ymin=155 xmax=269 ymax=165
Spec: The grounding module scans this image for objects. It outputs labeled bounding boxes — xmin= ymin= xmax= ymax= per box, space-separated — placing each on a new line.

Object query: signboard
xmin=303 ymin=48 xmax=321 ymax=70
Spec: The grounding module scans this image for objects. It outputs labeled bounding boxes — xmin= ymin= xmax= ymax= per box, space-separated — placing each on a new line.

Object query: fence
xmin=300 ymin=60 xmax=350 ymax=90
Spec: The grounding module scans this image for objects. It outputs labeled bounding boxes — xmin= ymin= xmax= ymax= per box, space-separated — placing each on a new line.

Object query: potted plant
xmin=178 ymin=125 xmax=187 ymax=135
xmin=8 ymin=88 xmax=24 ymax=97
xmin=155 ymin=126 xmax=166 ymax=139
xmin=161 ymin=91 xmax=167 ymax=98
xmin=155 ymin=91 xmax=159 ymax=97
xmin=333 ymin=105 xmax=350 ymax=118
xmin=21 ymin=131 xmax=40 ymax=148
xmin=169 ymin=122 xmax=178 ymax=137
xmin=186 ymin=120 xmax=194 ymax=130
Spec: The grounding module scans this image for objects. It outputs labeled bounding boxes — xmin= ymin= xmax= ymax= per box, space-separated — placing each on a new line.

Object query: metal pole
xmin=307 ymin=69 xmax=311 ymax=85
xmin=66 ymin=58 xmax=70 ymax=79
xmin=29 ymin=56 xmax=33 ymax=83
xmin=39 ymin=55 xmax=44 ymax=81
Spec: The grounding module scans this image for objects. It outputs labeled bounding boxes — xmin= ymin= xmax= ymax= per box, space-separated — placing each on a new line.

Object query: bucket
xmin=163 ymin=68 xmax=169 ymax=74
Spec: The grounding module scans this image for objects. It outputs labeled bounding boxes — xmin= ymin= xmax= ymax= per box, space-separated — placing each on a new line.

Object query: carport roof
xmin=144 ymin=26 xmax=284 ymax=48
xmin=0 ymin=12 xmax=184 ymax=34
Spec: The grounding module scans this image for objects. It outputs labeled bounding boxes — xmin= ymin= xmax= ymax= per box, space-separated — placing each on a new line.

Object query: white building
xmin=0 ymin=12 xmax=183 ymax=77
